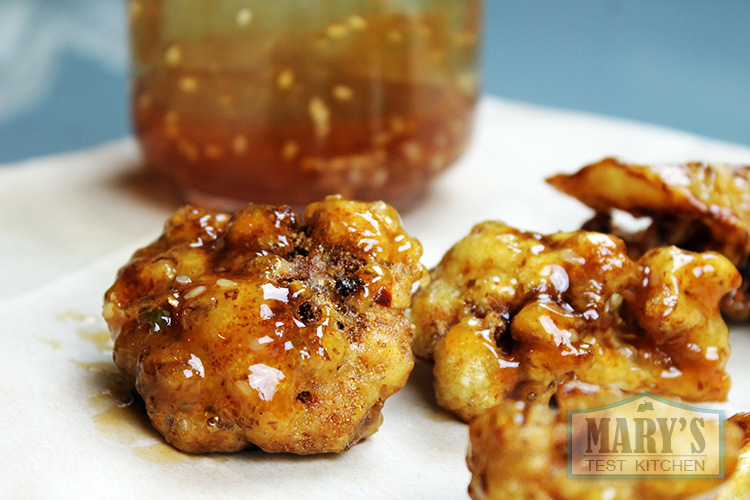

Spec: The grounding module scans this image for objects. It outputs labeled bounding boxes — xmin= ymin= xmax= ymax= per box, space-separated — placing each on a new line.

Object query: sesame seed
xmin=236 ymin=7 xmax=253 ymax=27
xmin=179 ymin=76 xmax=198 ymax=92
xmin=233 ymin=134 xmax=247 ymax=155
xmin=282 ymin=140 xmax=300 ymax=161
xmin=216 ymin=278 xmax=237 ymax=287
xmin=308 ymin=97 xmax=331 ymax=138
xmin=175 ymin=275 xmax=192 ymax=284
xmin=561 ymin=248 xmax=586 ymax=265
xmin=164 ymin=43 xmax=183 ymax=66
xmin=371 ymin=168 xmax=388 ymax=187
xmin=387 ymin=29 xmax=404 ymax=43
xmin=276 ymin=69 xmax=295 ymax=90
xmin=347 ymin=14 xmax=368 ymax=31
xmin=332 ymin=84 xmax=354 ymax=101
xmin=402 ymin=141 xmax=422 ymax=164
xmin=326 ymin=23 xmax=349 ymax=39
xmin=184 ymin=286 xmax=207 ymax=299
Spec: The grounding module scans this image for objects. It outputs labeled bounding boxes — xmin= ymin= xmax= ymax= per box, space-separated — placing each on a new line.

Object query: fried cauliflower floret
xmin=547 ymin=157 xmax=750 ymax=320
xmin=102 ymin=196 xmax=424 ymax=454
xmin=717 ymin=413 xmax=750 ymax=500
xmin=467 ymin=398 xmax=743 ymax=500
xmin=410 ymin=221 xmax=740 ymax=421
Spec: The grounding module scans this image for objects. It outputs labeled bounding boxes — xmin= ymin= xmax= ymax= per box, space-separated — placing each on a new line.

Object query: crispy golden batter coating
xmin=547 ymin=157 xmax=750 ymax=320
xmin=467 ymin=398 xmax=743 ymax=500
xmin=411 ymin=221 xmax=739 ymax=421
xmin=717 ymin=413 xmax=750 ymax=500
xmin=103 ymin=196 xmax=424 ymax=454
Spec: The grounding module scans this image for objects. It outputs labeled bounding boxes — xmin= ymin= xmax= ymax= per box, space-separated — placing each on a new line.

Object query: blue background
xmin=0 ymin=0 xmax=748 ymax=165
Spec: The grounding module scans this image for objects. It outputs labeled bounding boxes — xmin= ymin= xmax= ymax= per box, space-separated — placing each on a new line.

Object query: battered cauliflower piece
xmin=410 ymin=221 xmax=739 ymax=421
xmin=102 ymin=196 xmax=424 ymax=454
xmin=467 ymin=397 xmax=744 ymax=500
xmin=547 ymin=157 xmax=750 ymax=320
xmin=717 ymin=413 xmax=750 ymax=500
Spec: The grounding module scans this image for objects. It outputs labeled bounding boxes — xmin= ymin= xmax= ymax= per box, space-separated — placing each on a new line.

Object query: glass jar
xmin=129 ymin=0 xmax=481 ymax=210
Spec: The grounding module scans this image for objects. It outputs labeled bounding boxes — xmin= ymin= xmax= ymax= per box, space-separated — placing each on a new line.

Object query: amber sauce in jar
xmin=130 ymin=1 xmax=481 ymax=210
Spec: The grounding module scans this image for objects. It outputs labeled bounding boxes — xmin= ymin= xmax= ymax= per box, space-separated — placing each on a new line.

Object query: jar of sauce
xmin=129 ymin=0 xmax=481 ymax=210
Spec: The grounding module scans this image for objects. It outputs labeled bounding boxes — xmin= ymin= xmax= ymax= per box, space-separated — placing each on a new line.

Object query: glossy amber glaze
xmin=467 ymin=399 xmax=743 ymax=500
xmin=410 ymin=221 xmax=740 ymax=421
xmin=103 ymin=196 xmax=424 ymax=454
xmin=548 ymin=157 xmax=750 ymax=320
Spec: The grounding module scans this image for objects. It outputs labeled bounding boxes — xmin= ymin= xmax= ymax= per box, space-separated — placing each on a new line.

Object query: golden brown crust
xmin=729 ymin=412 xmax=750 ymax=447
xmin=717 ymin=412 xmax=750 ymax=500
xmin=103 ymin=196 xmax=424 ymax=454
xmin=467 ymin=400 xmax=743 ymax=500
xmin=547 ymin=157 xmax=750 ymax=320
xmin=411 ymin=221 xmax=739 ymax=421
